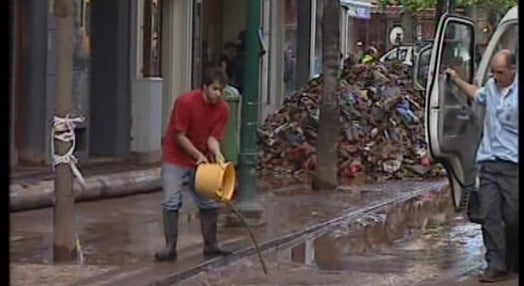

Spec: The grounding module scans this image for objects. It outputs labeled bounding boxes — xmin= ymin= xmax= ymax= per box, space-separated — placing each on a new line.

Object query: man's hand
xmin=176 ymin=132 xmax=209 ymax=165
xmin=196 ymin=153 xmax=209 ymax=165
xmin=444 ymin=67 xmax=479 ymax=100
xmin=445 ymin=68 xmax=458 ymax=81
xmin=215 ymin=153 xmax=225 ymax=165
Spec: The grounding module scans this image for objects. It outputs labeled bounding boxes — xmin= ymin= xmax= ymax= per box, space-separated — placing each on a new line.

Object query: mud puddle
xmin=178 ymin=188 xmax=485 ymax=286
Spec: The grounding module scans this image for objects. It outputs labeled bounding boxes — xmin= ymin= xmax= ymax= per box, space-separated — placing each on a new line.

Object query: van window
xmin=441 ymin=22 xmax=474 ymax=83
xmin=416 ymin=47 xmax=432 ymax=89
xmin=482 ymin=22 xmax=518 ymax=83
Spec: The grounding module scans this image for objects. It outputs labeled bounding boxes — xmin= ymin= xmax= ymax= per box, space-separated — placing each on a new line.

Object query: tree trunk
xmin=312 ymin=0 xmax=340 ymax=191
xmin=53 ymin=0 xmax=77 ymax=262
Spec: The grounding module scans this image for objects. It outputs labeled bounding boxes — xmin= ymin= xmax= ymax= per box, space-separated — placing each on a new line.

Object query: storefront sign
xmin=341 ymin=0 xmax=372 ymax=20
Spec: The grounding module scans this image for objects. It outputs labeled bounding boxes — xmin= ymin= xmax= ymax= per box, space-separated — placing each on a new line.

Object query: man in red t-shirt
xmin=155 ymin=68 xmax=232 ymax=261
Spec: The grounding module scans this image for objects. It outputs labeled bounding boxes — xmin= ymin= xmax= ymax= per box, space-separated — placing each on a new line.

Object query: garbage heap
xmin=257 ymin=59 xmax=444 ymax=181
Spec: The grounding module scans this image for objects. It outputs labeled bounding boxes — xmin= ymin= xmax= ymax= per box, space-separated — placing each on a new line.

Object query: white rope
xmin=51 ymin=114 xmax=86 ymax=187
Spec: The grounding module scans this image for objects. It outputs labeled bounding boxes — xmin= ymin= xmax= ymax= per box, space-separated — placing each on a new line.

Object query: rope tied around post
xmin=51 ymin=114 xmax=86 ymax=187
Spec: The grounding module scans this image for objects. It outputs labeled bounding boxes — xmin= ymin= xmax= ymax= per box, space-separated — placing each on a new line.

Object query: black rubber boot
xmin=154 ymin=210 xmax=178 ymax=261
xmin=199 ymin=208 xmax=233 ymax=258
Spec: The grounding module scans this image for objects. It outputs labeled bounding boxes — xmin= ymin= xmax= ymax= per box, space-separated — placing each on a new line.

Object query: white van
xmin=416 ymin=6 xmax=518 ymax=211
xmin=379 ymin=40 xmax=433 ymax=68
xmin=379 ymin=45 xmax=415 ymax=66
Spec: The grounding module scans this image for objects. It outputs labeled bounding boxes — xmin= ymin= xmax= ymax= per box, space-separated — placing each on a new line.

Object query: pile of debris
xmin=257 ymin=59 xmax=445 ymax=181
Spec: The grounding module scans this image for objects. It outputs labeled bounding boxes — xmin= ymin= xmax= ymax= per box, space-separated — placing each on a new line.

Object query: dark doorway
xmin=89 ymin=0 xmax=131 ymax=158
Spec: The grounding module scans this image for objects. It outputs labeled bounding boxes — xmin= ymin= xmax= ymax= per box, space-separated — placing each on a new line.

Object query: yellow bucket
xmin=194 ymin=162 xmax=236 ymax=202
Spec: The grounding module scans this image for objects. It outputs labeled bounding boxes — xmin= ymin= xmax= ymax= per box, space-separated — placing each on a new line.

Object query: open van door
xmin=424 ymin=14 xmax=482 ymax=211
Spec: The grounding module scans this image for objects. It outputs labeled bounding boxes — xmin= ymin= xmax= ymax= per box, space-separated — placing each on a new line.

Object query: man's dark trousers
xmin=478 ymin=160 xmax=519 ymax=273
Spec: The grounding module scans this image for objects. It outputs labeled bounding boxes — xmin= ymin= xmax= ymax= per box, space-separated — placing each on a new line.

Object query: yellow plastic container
xmin=194 ymin=162 xmax=236 ymax=202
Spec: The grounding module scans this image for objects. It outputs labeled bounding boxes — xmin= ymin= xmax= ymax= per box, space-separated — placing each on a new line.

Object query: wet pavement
xmin=11 ymin=178 xmax=456 ymax=285
xmin=427 ymin=275 xmax=519 ymax=286
xmin=177 ymin=216 xmax=510 ymax=286
xmin=176 ymin=188 xmax=516 ymax=286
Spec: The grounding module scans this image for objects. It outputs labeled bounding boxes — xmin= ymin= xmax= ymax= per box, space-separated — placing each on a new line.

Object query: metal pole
xmin=237 ymin=0 xmax=261 ymax=209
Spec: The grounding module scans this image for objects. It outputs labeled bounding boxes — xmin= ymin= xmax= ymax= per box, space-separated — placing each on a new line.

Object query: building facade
xmin=13 ymin=0 xmax=486 ymax=168
xmin=11 ymin=0 xmax=132 ymax=167
xmin=10 ymin=0 xmax=300 ymax=167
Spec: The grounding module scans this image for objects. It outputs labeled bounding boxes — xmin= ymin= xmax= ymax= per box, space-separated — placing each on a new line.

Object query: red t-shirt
xmin=163 ymin=89 xmax=229 ymax=167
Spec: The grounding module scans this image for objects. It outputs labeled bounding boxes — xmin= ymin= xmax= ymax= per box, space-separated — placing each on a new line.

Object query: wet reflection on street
xmin=286 ymin=217 xmax=483 ymax=278
xmin=11 ymin=181 xmax=428 ymax=266
xmin=180 ymin=220 xmax=484 ymax=286
xmin=179 ymin=188 xmax=489 ymax=286
xmin=12 ymin=180 xmax=472 ymax=286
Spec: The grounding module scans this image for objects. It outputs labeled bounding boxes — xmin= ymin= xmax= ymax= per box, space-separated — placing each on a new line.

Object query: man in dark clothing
xmin=219 ymin=42 xmax=237 ymax=81
xmin=232 ymin=31 xmax=247 ymax=94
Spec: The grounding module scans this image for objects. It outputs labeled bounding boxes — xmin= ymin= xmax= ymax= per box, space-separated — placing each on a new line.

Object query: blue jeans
xmin=161 ymin=163 xmax=218 ymax=211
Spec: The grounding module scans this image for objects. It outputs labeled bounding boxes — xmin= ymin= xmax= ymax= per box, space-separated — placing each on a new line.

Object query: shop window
xmin=142 ymin=0 xmax=162 ymax=78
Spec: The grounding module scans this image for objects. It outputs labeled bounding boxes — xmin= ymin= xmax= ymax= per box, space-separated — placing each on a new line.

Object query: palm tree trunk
xmin=52 ymin=0 xmax=77 ymax=262
xmin=312 ymin=0 xmax=340 ymax=191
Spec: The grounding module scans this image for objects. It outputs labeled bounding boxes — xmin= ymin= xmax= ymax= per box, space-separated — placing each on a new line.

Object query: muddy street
xmin=11 ymin=179 xmax=518 ymax=286
xmin=179 ymin=218 xmax=483 ymax=285
xmin=177 ymin=191 xmax=517 ymax=286
xmin=9 ymin=179 xmax=440 ymax=266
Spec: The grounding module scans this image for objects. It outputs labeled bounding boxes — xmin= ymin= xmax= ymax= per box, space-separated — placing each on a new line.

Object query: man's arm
xmin=177 ymin=133 xmax=207 ymax=164
xmin=207 ymin=105 xmax=229 ymax=162
xmin=207 ymin=136 xmax=222 ymax=159
xmin=445 ymin=68 xmax=479 ymax=100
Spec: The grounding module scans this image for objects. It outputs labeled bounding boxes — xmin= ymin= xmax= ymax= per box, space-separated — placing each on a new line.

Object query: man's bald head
xmin=490 ymin=49 xmax=516 ymax=88
xmin=492 ymin=49 xmax=516 ymax=67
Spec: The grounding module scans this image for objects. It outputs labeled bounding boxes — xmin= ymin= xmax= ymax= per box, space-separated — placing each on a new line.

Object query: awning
xmin=341 ymin=0 xmax=374 ymax=20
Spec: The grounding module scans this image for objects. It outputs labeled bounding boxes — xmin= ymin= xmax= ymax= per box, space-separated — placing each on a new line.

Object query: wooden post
xmin=52 ymin=0 xmax=77 ymax=262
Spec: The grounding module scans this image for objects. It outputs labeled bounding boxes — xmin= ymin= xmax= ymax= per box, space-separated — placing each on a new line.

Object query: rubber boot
xmin=199 ymin=208 xmax=233 ymax=258
xmin=154 ymin=210 xmax=178 ymax=261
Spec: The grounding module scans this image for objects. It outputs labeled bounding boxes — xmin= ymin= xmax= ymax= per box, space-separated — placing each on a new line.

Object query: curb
xmin=10 ymin=168 xmax=161 ymax=212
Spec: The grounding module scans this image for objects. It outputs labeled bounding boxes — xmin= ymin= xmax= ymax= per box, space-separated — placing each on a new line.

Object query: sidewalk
xmin=10 ymin=178 xmax=447 ymax=286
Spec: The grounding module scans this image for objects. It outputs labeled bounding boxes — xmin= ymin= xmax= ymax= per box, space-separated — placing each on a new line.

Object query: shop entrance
xmin=192 ymin=0 xmax=247 ymax=92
